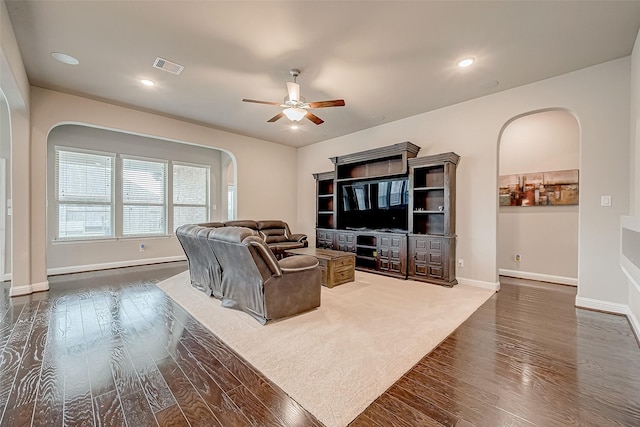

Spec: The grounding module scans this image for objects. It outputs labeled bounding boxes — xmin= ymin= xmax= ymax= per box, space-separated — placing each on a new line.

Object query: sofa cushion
xmin=224 ymin=220 xmax=259 ymax=230
xmin=261 ymin=229 xmax=287 ymax=243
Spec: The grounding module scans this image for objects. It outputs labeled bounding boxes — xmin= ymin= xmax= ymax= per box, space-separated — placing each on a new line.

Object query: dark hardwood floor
xmin=1 ymin=265 xmax=639 ymax=426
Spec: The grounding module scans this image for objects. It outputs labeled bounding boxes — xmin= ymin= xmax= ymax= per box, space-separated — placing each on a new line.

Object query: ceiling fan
xmin=242 ymin=69 xmax=345 ymax=125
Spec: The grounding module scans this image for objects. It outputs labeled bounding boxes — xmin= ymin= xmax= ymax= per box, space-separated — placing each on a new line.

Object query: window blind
xmin=55 ymin=148 xmax=114 ymax=239
xmin=173 ymin=163 xmax=209 ymax=230
xmin=122 ymin=157 xmax=167 ymax=236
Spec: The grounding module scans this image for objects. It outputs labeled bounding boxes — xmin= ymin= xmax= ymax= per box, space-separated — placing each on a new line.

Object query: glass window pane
xmin=123 ymin=158 xmax=166 ymax=204
xmin=58 ymin=204 xmax=112 ymax=238
xmin=173 ymin=164 xmax=207 ymax=205
xmin=57 ymin=150 xmax=112 ymax=203
xmin=123 ymin=205 xmax=166 ymax=235
xmin=173 ymin=206 xmax=207 ymax=231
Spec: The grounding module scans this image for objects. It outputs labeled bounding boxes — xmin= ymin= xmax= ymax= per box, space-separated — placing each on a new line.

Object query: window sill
xmin=52 ymin=235 xmax=176 ymax=245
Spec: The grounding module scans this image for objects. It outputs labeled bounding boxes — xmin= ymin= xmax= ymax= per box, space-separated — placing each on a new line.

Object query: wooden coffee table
xmin=286 ymin=247 xmax=356 ymax=288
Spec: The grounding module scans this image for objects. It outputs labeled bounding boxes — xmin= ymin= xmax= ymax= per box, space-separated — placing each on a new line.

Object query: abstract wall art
xmin=499 ymin=169 xmax=579 ymax=207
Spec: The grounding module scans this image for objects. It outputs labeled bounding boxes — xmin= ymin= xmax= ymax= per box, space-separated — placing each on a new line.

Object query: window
xmin=228 ymin=184 xmax=235 ymax=220
xmin=173 ymin=163 xmax=209 ymax=231
xmin=122 ymin=157 xmax=167 ymax=236
xmin=53 ymin=144 xmax=214 ymax=242
xmin=55 ymin=148 xmax=114 ymax=239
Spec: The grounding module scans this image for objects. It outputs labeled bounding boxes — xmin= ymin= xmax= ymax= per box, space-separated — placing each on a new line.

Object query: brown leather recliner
xmin=208 ymin=227 xmax=321 ymax=324
xmin=176 ymin=223 xmax=224 ymax=296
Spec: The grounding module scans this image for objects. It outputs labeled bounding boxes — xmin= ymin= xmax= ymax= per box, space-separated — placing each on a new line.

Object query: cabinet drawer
xmin=333 ymin=256 xmax=355 ymax=269
xmin=333 ymin=268 xmax=355 ymax=286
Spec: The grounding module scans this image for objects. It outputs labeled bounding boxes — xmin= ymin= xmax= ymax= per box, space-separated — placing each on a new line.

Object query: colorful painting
xmin=499 ymin=169 xmax=579 ymax=207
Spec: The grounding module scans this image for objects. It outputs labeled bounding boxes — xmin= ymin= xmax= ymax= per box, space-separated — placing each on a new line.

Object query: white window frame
xmin=172 ymin=161 xmax=210 ymax=231
xmin=54 ymin=146 xmax=115 ymax=241
xmin=121 ymin=154 xmax=168 ymax=237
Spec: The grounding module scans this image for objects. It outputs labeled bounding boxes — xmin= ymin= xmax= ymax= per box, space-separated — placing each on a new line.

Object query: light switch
xmin=601 ymin=195 xmax=612 ymax=207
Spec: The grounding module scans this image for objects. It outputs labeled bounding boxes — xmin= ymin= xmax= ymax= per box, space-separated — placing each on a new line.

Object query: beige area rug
xmin=157 ymin=270 xmax=494 ymax=427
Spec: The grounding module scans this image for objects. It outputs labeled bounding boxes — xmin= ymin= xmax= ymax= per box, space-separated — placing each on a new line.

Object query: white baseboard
xmin=3 ymin=273 xmax=10 ymax=282
xmin=9 ymin=280 xmax=49 ymax=296
xmin=575 ymin=295 xmax=640 ymax=340
xmin=574 ymin=296 xmax=629 ymax=316
xmin=629 ymin=309 xmax=640 ymax=342
xmin=47 ymin=256 xmax=186 ymax=276
xmin=499 ymin=269 xmax=577 ymax=286
xmin=9 ymin=283 xmax=33 ymax=296
xmin=457 ymin=277 xmax=500 ymax=291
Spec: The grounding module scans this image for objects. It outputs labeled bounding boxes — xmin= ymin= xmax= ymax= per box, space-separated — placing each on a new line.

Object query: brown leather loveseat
xmin=223 ymin=220 xmax=308 ymax=258
xmin=176 ymin=225 xmax=321 ymax=324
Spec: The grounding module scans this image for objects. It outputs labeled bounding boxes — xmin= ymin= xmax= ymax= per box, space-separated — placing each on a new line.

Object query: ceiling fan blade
xmin=286 ymin=82 xmax=300 ymax=102
xmin=242 ymin=99 xmax=280 ymax=106
xmin=308 ymin=99 xmax=345 ymax=109
xmin=305 ymin=112 xmax=324 ymax=125
xmin=267 ymin=112 xmax=285 ymax=122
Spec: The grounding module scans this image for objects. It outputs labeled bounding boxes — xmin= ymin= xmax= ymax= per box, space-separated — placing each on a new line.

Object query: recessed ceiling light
xmin=141 ymin=79 xmax=156 ymax=86
xmin=290 ymin=124 xmax=300 ymax=130
xmin=457 ymin=57 xmax=475 ymax=68
xmin=51 ymin=52 xmax=79 ymax=65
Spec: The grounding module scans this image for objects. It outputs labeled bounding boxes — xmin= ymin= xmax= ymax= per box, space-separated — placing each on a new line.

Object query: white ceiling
xmin=6 ymin=1 xmax=640 ymax=148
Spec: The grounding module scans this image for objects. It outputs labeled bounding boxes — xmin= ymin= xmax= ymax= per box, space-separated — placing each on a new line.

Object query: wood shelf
xmin=408 ymin=153 xmax=459 ymax=286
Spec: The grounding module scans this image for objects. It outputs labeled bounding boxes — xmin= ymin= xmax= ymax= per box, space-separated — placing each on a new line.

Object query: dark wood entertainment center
xmin=313 ymin=142 xmax=460 ymax=286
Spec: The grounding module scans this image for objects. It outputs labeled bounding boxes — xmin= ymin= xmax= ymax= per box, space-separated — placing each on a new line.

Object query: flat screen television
xmin=338 ymin=177 xmax=409 ymax=231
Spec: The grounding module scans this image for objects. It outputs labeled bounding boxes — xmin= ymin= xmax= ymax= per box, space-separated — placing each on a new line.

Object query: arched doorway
xmin=0 ymin=93 xmax=10 ymax=282
xmin=497 ymin=109 xmax=580 ymax=286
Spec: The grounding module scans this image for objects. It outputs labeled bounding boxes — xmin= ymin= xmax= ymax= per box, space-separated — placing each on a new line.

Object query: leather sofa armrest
xmin=278 ymin=255 xmax=318 ymax=272
xmin=288 ymin=233 xmax=307 ymax=243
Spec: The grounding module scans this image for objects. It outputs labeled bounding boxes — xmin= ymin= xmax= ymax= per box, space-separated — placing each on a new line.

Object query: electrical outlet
xmin=139 ymin=244 xmax=145 ymax=252
xmin=515 ymin=253 xmax=521 ymax=262
xmin=457 ymin=259 xmax=464 ymax=268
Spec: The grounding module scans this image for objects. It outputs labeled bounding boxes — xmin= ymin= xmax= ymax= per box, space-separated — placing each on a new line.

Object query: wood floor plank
xmin=63 ymin=369 xmax=94 ymax=426
xmin=129 ymin=354 xmax=177 ymax=415
xmin=86 ymin=349 xmax=116 ymax=399
xmin=155 ymin=355 xmax=221 ymax=427
xmin=108 ymin=342 xmax=142 ymax=398
xmin=0 ymin=301 xmax=39 ymax=420
xmin=120 ymin=390 xmax=158 ymax=427
xmin=155 ymin=404 xmax=190 ymax=427
xmin=2 ymin=300 xmax=52 ymax=426
xmin=93 ymin=389 xmax=125 ymax=427
xmin=170 ymin=340 xmax=249 ymax=427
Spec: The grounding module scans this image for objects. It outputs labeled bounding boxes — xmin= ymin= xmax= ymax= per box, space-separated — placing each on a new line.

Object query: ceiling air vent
xmin=153 ymin=57 xmax=184 ymax=75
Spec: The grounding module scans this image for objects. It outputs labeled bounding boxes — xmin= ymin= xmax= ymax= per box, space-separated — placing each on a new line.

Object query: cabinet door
xmin=409 ymin=236 xmax=429 ymax=277
xmin=379 ymin=234 xmax=406 ymax=275
xmin=409 ymin=235 xmax=447 ymax=280
xmin=316 ymin=229 xmax=335 ymax=249
xmin=425 ymin=237 xmax=444 ymax=280
xmin=336 ymin=231 xmax=356 ymax=252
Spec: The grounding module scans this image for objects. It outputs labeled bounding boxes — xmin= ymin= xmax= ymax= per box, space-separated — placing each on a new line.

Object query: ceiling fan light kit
xmin=283 ymin=107 xmax=307 ymax=121
xmin=243 ymin=68 xmax=345 ymax=125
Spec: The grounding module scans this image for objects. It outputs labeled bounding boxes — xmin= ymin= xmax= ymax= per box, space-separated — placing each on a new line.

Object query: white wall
xmin=498 ymin=110 xmax=579 ymax=283
xmin=1 ymin=0 xmax=32 ymax=295
xmin=0 ymin=95 xmax=11 ymax=277
xmin=45 ymin=124 xmax=228 ymax=273
xmin=297 ymin=58 xmax=630 ymax=303
xmin=30 ymin=87 xmax=298 ymax=283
